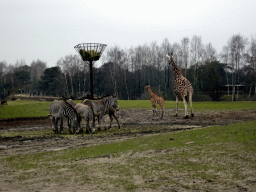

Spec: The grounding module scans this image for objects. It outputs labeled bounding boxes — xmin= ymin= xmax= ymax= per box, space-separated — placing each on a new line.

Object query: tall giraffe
xmin=166 ymin=53 xmax=194 ymax=119
xmin=144 ymin=84 xmax=165 ymax=119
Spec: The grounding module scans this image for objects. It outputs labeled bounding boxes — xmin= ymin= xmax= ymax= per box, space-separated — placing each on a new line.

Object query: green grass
xmin=6 ymin=120 xmax=255 ymax=165
xmin=1 ymin=99 xmax=256 ymax=119
xmin=2 ymin=120 xmax=256 ymax=191
xmin=2 ymin=99 xmax=256 ymax=190
xmin=0 ymin=100 xmax=51 ymax=119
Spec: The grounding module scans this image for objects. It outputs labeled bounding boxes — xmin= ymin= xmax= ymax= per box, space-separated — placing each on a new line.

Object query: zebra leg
xmin=75 ymin=118 xmax=83 ymax=134
xmin=89 ymin=120 xmax=95 ymax=133
xmin=113 ymin=112 xmax=120 ymax=129
xmin=93 ymin=116 xmax=96 ymax=128
xmin=60 ymin=117 xmax=63 ymax=133
xmin=84 ymin=118 xmax=90 ymax=134
xmin=67 ymin=118 xmax=73 ymax=134
xmin=97 ymin=115 xmax=103 ymax=131
xmin=54 ymin=117 xmax=59 ymax=133
xmin=107 ymin=113 xmax=113 ymax=130
xmin=51 ymin=116 xmax=55 ymax=132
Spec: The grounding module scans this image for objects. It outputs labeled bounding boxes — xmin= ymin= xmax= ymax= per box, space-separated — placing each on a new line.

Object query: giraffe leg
xmin=152 ymin=104 xmax=157 ymax=117
xmin=189 ymin=94 xmax=194 ymax=117
xmin=175 ymin=95 xmax=179 ymax=117
xmin=182 ymin=96 xmax=189 ymax=119
xmin=161 ymin=106 xmax=164 ymax=119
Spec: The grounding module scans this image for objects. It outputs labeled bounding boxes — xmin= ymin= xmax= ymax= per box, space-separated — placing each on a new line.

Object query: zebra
xmin=49 ymin=99 xmax=79 ymax=133
xmin=65 ymin=99 xmax=77 ymax=128
xmin=74 ymin=103 xmax=95 ymax=134
xmin=107 ymin=105 xmax=120 ymax=130
xmin=67 ymin=99 xmax=76 ymax=107
xmin=81 ymin=94 xmax=120 ymax=130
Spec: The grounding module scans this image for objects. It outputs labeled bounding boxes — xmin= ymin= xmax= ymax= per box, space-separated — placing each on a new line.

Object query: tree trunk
xmin=232 ymin=71 xmax=235 ymax=101
xmin=64 ymin=73 xmax=70 ymax=97
xmin=124 ymin=71 xmax=129 ymax=100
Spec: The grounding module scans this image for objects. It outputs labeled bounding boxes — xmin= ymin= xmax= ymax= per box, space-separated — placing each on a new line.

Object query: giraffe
xmin=144 ymin=84 xmax=165 ymax=119
xmin=166 ymin=53 xmax=194 ymax=119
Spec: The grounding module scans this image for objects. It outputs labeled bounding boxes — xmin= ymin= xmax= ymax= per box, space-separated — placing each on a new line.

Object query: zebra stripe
xmin=81 ymin=95 xmax=119 ymax=130
xmin=74 ymin=103 xmax=94 ymax=134
xmin=49 ymin=99 xmax=78 ymax=133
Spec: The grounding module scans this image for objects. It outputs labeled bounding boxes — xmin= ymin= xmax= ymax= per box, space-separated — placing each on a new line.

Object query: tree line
xmin=1 ymin=34 xmax=256 ymax=101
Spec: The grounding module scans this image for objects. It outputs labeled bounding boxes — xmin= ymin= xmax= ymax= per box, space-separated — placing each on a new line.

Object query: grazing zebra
xmin=65 ymin=99 xmax=77 ymax=128
xmin=74 ymin=103 xmax=95 ymax=134
xmin=82 ymin=95 xmax=120 ymax=130
xmin=49 ymin=99 xmax=79 ymax=133
xmin=67 ymin=99 xmax=76 ymax=107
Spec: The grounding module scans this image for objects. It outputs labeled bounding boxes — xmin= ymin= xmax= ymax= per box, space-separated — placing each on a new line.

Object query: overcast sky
xmin=1 ymin=0 xmax=256 ymax=67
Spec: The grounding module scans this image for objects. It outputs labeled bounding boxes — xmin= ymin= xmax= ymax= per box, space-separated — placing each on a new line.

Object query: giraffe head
xmin=144 ymin=84 xmax=150 ymax=90
xmin=166 ymin=53 xmax=174 ymax=62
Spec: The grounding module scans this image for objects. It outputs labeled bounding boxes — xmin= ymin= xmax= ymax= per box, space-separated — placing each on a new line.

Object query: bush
xmin=192 ymin=94 xmax=212 ymax=102
xmin=219 ymin=94 xmax=256 ymax=101
xmin=219 ymin=95 xmax=232 ymax=101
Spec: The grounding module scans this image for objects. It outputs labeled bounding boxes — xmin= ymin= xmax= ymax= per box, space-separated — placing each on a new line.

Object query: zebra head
xmin=111 ymin=95 xmax=119 ymax=111
xmin=100 ymin=94 xmax=119 ymax=111
xmin=69 ymin=116 xmax=78 ymax=130
xmin=63 ymin=98 xmax=79 ymax=131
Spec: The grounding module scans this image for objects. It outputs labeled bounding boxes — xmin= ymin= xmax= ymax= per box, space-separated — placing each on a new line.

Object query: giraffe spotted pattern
xmin=167 ymin=53 xmax=194 ymax=119
xmin=144 ymin=84 xmax=165 ymax=119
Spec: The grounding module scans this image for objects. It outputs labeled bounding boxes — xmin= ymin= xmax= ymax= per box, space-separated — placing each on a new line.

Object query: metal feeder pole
xmin=89 ymin=60 xmax=93 ymax=99
xmin=74 ymin=43 xmax=107 ymax=99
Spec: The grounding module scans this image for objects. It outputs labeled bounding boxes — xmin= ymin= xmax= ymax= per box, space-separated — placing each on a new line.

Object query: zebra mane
xmin=62 ymin=97 xmax=78 ymax=117
xmin=99 ymin=94 xmax=116 ymax=99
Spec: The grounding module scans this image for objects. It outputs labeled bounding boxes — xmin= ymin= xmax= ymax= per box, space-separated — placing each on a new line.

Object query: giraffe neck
xmin=169 ymin=59 xmax=182 ymax=79
xmin=147 ymin=87 xmax=156 ymax=98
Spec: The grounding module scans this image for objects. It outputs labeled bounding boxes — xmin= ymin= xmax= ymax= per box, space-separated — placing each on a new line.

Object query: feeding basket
xmin=74 ymin=43 xmax=107 ymax=62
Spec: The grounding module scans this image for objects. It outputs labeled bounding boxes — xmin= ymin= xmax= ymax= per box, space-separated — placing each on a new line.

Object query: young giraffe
xmin=144 ymin=84 xmax=165 ymax=119
xmin=166 ymin=53 xmax=194 ymax=119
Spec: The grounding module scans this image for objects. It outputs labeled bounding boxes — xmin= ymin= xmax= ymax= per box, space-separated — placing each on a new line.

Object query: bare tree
xmin=220 ymin=45 xmax=232 ymax=95
xmin=245 ymin=35 xmax=256 ymax=98
xmin=172 ymin=42 xmax=183 ymax=69
xmin=228 ymin=34 xmax=247 ymax=100
xmin=190 ymin=35 xmax=204 ymax=90
xmin=30 ymin=59 xmax=46 ymax=90
xmin=105 ymin=45 xmax=126 ymax=96
xmin=203 ymin=43 xmax=217 ymax=62
xmin=161 ymin=38 xmax=172 ymax=89
xmin=181 ymin=37 xmax=190 ymax=77
xmin=0 ymin=61 xmax=7 ymax=98
xmin=57 ymin=55 xmax=84 ymax=97
xmin=221 ymin=34 xmax=248 ymax=101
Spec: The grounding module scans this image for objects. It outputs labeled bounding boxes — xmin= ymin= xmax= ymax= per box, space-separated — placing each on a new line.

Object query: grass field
xmin=1 ymin=99 xmax=256 ymax=191
xmin=1 ymin=99 xmax=256 ymax=119
xmin=1 ymin=121 xmax=256 ymax=191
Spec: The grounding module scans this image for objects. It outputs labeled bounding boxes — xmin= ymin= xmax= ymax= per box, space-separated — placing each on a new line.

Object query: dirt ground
xmin=1 ymin=108 xmax=256 ymax=156
xmin=1 ymin=109 xmax=256 ymax=191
